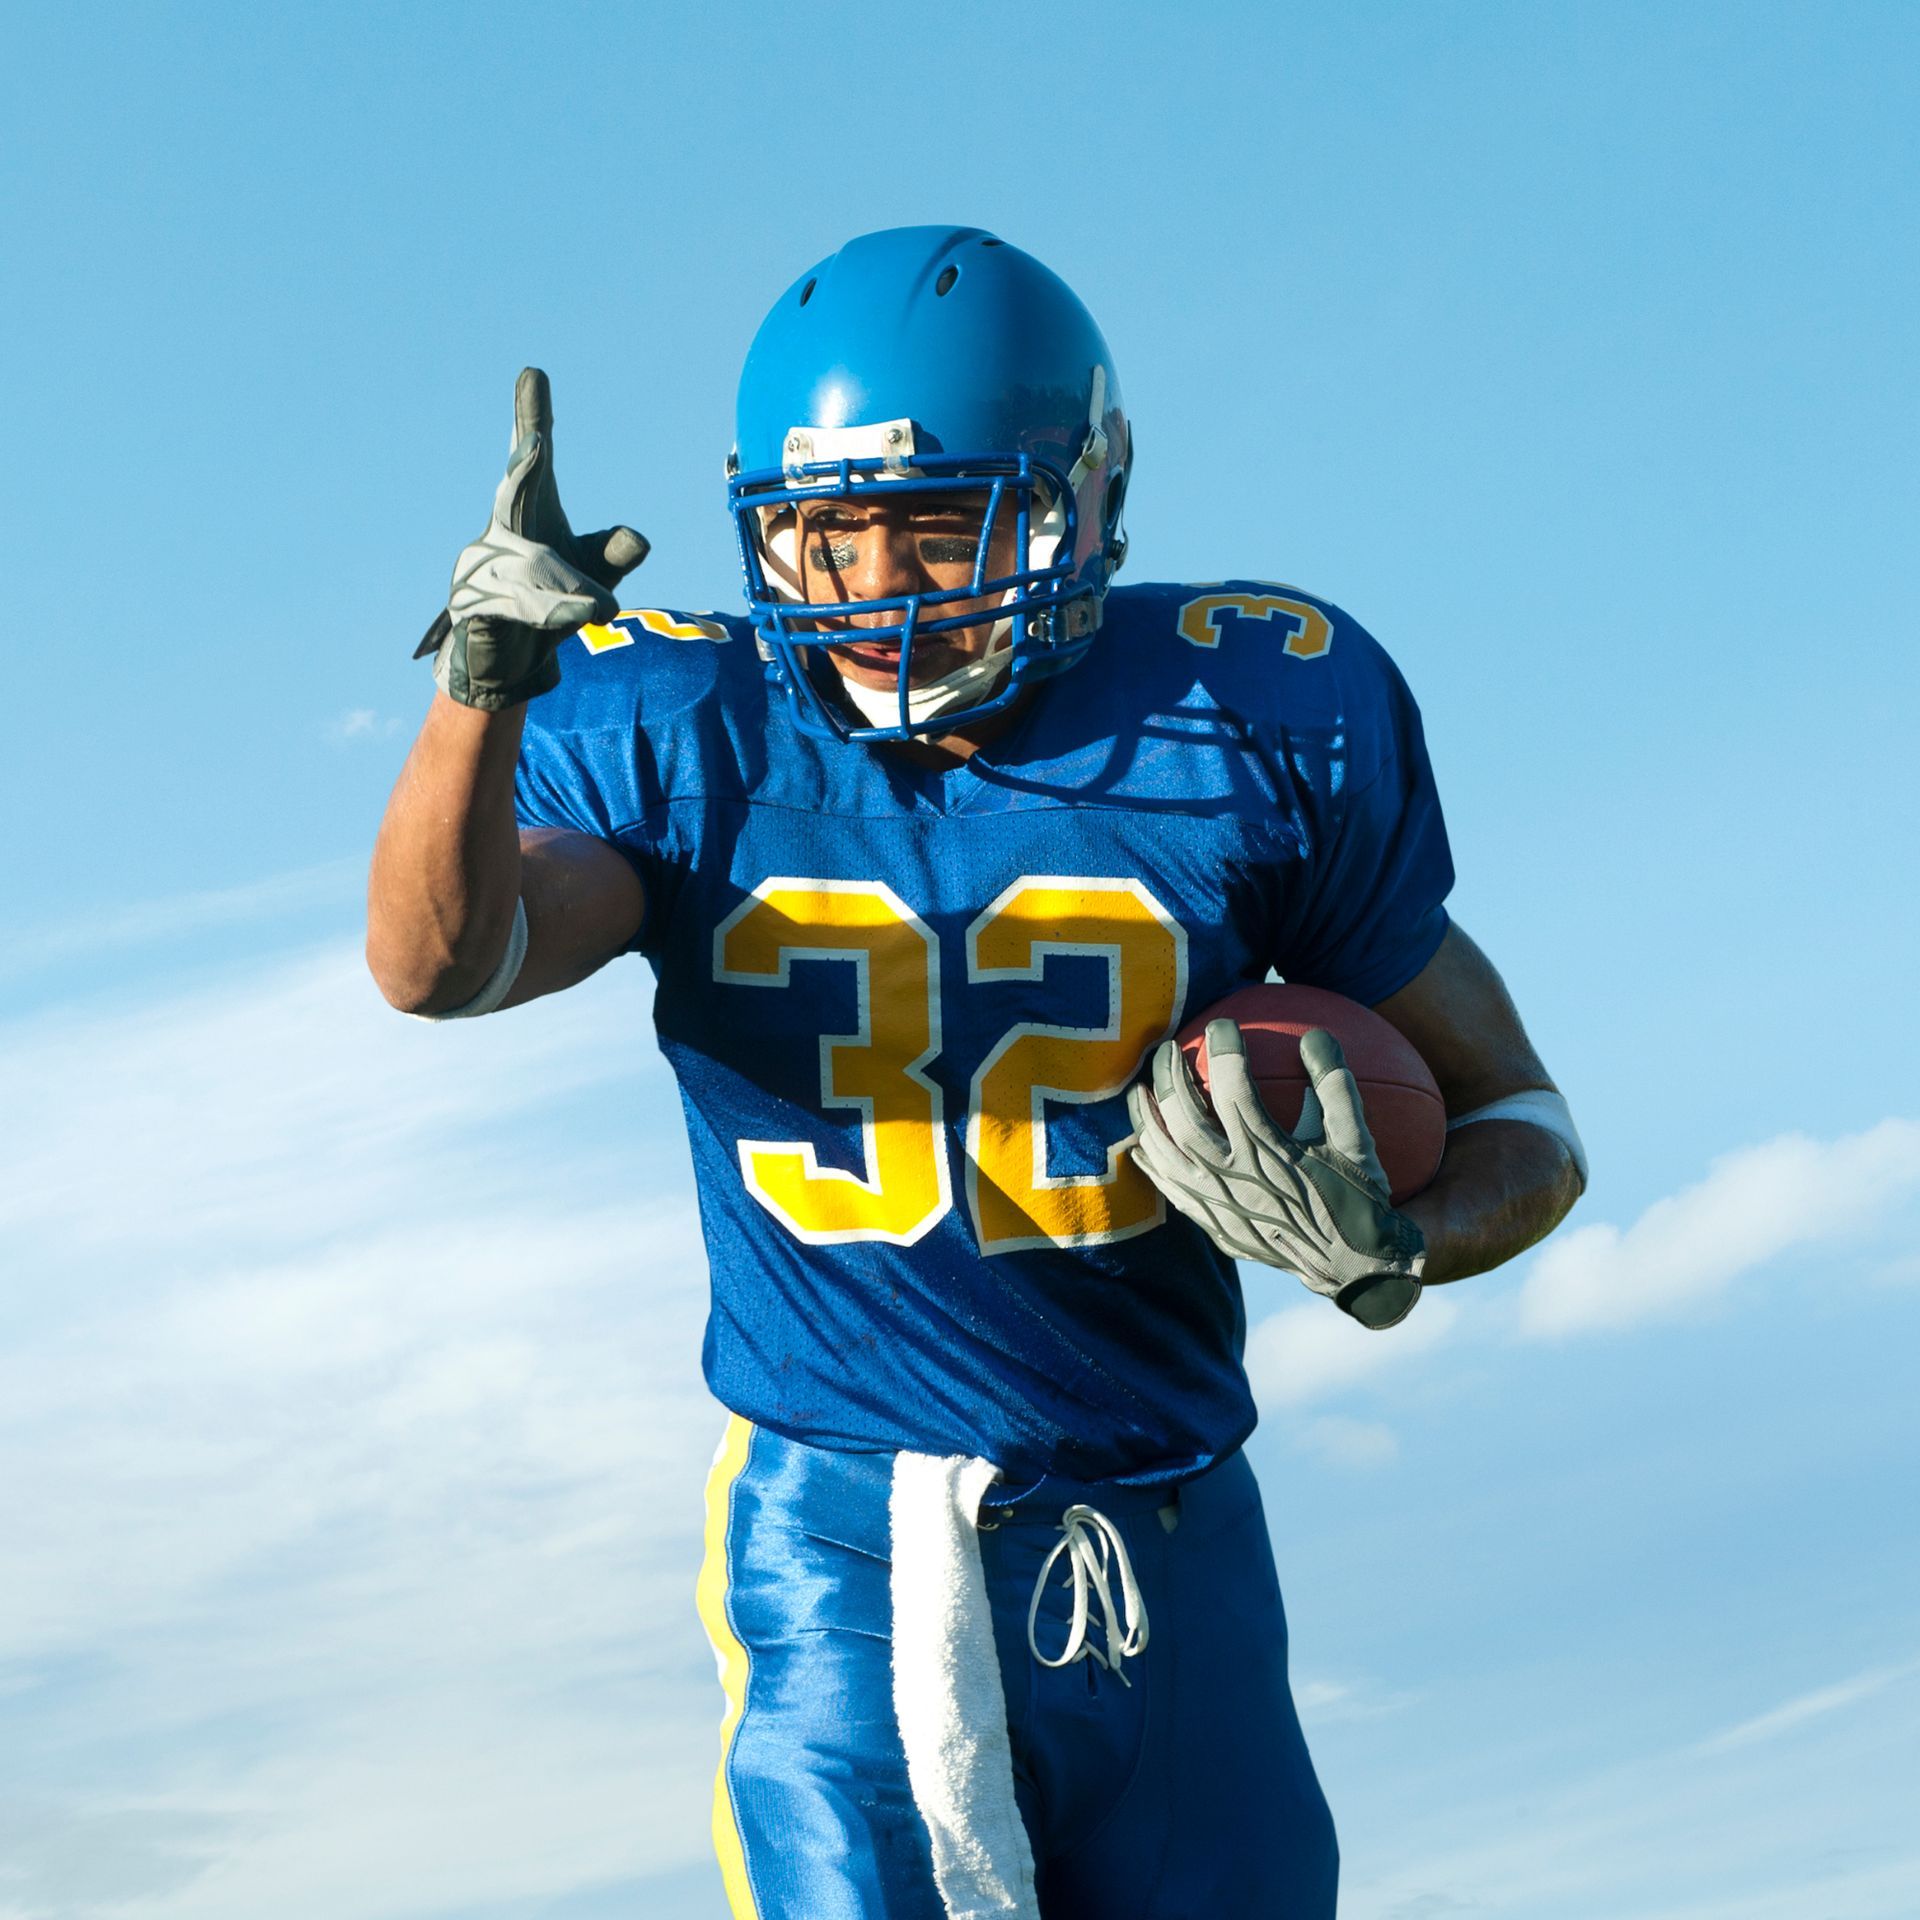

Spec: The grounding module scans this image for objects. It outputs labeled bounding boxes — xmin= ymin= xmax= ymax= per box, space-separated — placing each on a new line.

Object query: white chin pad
xmin=835 ymin=613 xmax=1017 ymax=729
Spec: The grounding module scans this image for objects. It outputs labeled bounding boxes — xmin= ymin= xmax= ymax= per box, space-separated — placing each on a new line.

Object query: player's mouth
xmin=832 ymin=636 xmax=967 ymax=689
xmin=839 ymin=638 xmax=905 ymax=673
xmin=813 ymin=618 xmax=984 ymax=688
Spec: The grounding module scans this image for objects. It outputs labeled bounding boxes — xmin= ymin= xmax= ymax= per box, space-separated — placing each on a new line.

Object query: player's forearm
xmin=366 ymin=694 xmax=527 ymax=1013
xmin=1398 ymin=1118 xmax=1584 ymax=1284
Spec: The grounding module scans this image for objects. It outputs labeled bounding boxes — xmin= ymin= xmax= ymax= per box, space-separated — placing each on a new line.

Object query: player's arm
xmin=366 ymin=698 xmax=644 ymax=1015
xmin=1369 ymin=922 xmax=1585 ymax=1284
xmin=366 ymin=367 xmax=648 ymax=1017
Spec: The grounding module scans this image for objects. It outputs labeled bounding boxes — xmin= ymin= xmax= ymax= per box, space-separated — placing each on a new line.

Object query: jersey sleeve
xmin=512 ymin=611 xmax=756 ymax=959
xmin=1273 ymin=645 xmax=1455 ymax=1004
xmin=514 ymin=709 xmax=676 ymax=956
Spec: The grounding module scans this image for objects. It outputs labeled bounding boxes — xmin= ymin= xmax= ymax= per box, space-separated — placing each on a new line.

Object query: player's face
xmin=791 ymin=491 xmax=1022 ymax=692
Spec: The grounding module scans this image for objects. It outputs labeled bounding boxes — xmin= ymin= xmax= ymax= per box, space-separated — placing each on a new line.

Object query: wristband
xmin=1447 ymin=1088 xmax=1587 ymax=1188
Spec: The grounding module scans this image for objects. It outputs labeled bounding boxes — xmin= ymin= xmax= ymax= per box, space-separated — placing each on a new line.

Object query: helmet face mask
xmin=729 ymin=227 xmax=1129 ymax=745
xmin=731 ymin=442 xmax=1080 ymax=740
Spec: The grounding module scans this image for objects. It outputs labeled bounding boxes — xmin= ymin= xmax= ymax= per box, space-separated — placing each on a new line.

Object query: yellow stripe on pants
xmin=696 ymin=1413 xmax=759 ymax=1918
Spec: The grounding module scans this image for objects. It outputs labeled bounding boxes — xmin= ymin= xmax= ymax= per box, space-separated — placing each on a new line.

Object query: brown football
xmin=1177 ymin=982 xmax=1446 ymax=1205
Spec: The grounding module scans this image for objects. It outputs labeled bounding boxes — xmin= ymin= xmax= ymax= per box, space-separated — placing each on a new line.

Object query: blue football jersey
xmin=515 ymin=581 xmax=1454 ymax=1485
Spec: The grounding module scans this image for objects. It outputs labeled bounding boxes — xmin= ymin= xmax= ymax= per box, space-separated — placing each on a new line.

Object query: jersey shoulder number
xmin=578 ymin=606 xmax=735 ymax=654
xmin=1173 ymin=581 xmax=1334 ymax=659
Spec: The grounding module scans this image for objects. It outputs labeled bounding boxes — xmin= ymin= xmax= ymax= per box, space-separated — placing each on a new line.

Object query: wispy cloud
xmin=1690 ymin=1658 xmax=1920 ymax=1757
xmin=1518 ymin=1120 xmax=1920 ymax=1338
xmin=1235 ymin=1129 xmax=1920 ymax=1917
xmin=0 ymin=941 xmax=664 ymax=1263
xmin=1244 ymin=1123 xmax=1920 ymax=1415
xmin=1294 ymin=1414 xmax=1400 ymax=1468
xmin=1293 ymin=1674 xmax=1421 ymax=1727
xmin=0 ymin=861 xmax=362 ymax=984
xmin=326 ymin=708 xmax=404 ymax=743
xmin=1244 ymin=1289 xmax=1462 ymax=1409
xmin=1337 ymin=1650 xmax=1920 ymax=1920
xmin=0 ymin=936 xmax=727 ymax=1918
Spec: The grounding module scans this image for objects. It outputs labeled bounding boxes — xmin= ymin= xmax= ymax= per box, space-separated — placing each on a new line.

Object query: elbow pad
xmin=1446 ymin=1088 xmax=1587 ymax=1188
xmin=408 ymin=898 xmax=528 ymax=1021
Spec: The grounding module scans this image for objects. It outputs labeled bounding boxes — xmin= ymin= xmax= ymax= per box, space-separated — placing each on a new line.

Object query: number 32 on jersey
xmin=714 ymin=876 xmax=1189 ymax=1254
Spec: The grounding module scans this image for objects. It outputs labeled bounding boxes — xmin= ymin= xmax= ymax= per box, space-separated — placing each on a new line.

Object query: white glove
xmin=1128 ymin=1021 xmax=1426 ymax=1330
xmin=415 ymin=367 xmax=647 ymax=710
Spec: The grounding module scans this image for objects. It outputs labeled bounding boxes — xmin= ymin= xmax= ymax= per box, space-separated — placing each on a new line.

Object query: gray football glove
xmin=1127 ymin=1022 xmax=1427 ymax=1330
xmin=415 ymin=367 xmax=648 ymax=711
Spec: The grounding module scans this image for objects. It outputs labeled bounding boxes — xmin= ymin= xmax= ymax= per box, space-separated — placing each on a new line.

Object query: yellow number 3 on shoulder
xmin=1177 ymin=590 xmax=1332 ymax=658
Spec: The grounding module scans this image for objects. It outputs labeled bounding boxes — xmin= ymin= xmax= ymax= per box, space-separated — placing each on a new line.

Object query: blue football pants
xmin=697 ymin=1419 xmax=1339 ymax=1918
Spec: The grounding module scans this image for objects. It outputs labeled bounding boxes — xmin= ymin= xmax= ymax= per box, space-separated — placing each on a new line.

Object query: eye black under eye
xmin=920 ymin=536 xmax=980 ymax=564
xmin=809 ymin=537 xmax=858 ymax=568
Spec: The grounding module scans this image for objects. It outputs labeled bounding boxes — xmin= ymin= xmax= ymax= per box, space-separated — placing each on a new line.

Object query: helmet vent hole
xmin=935 ymin=265 xmax=959 ymax=296
xmin=799 ymin=277 xmax=817 ymax=306
xmin=980 ymin=237 xmax=1003 ymax=247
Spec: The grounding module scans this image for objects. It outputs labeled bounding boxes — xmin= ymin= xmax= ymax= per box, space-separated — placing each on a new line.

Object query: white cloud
xmin=1293 ymin=1674 xmax=1421 ymax=1727
xmin=1518 ymin=1120 xmax=1920 ymax=1338
xmin=1336 ymin=1653 xmax=1920 ymax=1920
xmin=1245 ymin=1289 xmax=1462 ymax=1408
xmin=0 ymin=940 xmax=667 ymax=1265
xmin=326 ymin=709 xmax=402 ymax=743
xmin=1245 ymin=1122 xmax=1920 ymax=1414
xmin=0 ymin=861 xmax=361 ymax=984
xmin=0 ymin=935 xmax=728 ymax=1918
xmin=1690 ymin=1658 xmax=1920 ymax=1757
xmin=1295 ymin=1414 xmax=1401 ymax=1468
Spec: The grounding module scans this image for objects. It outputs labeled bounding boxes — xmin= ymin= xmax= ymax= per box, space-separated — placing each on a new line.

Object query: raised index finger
xmin=514 ymin=366 xmax=553 ymax=446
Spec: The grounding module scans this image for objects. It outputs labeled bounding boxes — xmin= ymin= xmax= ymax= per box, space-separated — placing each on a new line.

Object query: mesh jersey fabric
xmin=515 ymin=580 xmax=1453 ymax=1483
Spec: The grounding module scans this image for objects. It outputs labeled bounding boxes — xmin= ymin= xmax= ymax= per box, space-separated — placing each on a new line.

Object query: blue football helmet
xmin=729 ymin=226 xmax=1131 ymax=744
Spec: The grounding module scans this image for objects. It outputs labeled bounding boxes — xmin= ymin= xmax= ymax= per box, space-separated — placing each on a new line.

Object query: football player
xmin=369 ymin=226 xmax=1586 ymax=1920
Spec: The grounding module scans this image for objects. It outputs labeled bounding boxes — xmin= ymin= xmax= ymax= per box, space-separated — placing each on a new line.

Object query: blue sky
xmin=3 ymin=4 xmax=1917 ymax=1916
